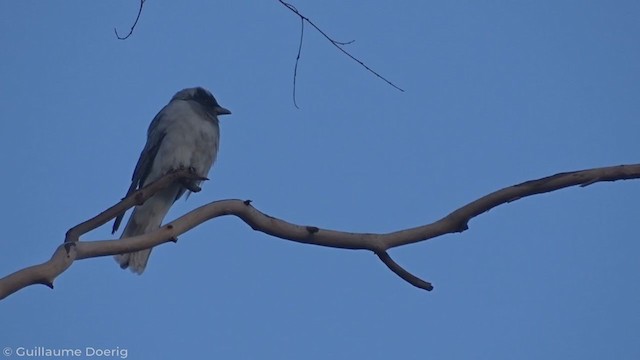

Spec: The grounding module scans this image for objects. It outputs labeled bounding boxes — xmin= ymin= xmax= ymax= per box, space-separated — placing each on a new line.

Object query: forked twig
xmin=278 ymin=0 xmax=404 ymax=108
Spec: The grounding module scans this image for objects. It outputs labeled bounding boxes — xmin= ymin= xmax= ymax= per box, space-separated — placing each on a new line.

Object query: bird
xmin=111 ymin=87 xmax=231 ymax=274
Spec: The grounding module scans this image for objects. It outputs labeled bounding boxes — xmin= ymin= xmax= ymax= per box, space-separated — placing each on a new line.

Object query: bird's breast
xmin=149 ymin=113 xmax=220 ymax=182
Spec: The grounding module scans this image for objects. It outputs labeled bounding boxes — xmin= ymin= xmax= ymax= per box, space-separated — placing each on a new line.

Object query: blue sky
xmin=1 ymin=1 xmax=639 ymax=359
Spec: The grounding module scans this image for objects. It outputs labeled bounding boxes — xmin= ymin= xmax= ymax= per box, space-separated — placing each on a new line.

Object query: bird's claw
xmin=174 ymin=166 xmax=208 ymax=191
xmin=180 ymin=179 xmax=202 ymax=193
xmin=174 ymin=166 xmax=208 ymax=181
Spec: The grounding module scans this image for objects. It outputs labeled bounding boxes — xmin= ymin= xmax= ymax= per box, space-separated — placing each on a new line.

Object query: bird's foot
xmin=180 ymin=178 xmax=202 ymax=193
xmin=174 ymin=166 xmax=209 ymax=192
xmin=174 ymin=166 xmax=208 ymax=181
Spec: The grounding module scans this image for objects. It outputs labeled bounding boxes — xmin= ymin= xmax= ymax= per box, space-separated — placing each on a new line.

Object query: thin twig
xmin=278 ymin=0 xmax=404 ymax=108
xmin=115 ymin=0 xmax=146 ymax=40
xmin=292 ymin=13 xmax=304 ymax=109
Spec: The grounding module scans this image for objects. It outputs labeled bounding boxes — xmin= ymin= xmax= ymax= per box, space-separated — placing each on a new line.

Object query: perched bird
xmin=112 ymin=87 xmax=231 ymax=274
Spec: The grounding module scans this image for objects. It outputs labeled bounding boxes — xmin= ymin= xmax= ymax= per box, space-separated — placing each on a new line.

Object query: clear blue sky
xmin=1 ymin=1 xmax=639 ymax=359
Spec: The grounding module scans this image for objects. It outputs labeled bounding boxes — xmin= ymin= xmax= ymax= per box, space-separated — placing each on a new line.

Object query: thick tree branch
xmin=1 ymin=164 xmax=639 ymax=300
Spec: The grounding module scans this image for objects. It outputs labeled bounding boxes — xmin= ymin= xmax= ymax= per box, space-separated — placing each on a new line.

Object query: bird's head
xmin=173 ymin=87 xmax=231 ymax=116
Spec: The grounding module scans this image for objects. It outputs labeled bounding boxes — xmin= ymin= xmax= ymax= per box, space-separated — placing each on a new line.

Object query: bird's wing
xmin=111 ymin=111 xmax=168 ymax=234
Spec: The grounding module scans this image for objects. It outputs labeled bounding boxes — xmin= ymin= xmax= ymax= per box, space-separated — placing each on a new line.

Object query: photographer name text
xmin=3 ymin=346 xmax=128 ymax=358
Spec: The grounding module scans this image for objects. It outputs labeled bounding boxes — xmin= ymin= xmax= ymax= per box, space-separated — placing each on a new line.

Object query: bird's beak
xmin=216 ymin=106 xmax=232 ymax=115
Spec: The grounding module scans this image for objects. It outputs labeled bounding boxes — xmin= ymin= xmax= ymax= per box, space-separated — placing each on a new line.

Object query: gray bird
xmin=112 ymin=87 xmax=231 ymax=274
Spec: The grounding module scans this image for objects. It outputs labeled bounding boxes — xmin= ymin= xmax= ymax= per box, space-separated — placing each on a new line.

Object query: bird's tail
xmin=115 ymin=186 xmax=178 ymax=274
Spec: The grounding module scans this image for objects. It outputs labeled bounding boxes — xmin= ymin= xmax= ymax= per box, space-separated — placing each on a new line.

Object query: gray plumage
xmin=112 ymin=87 xmax=231 ymax=274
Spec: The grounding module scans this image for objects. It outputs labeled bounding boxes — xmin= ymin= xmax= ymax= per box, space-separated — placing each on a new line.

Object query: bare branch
xmin=376 ymin=251 xmax=433 ymax=291
xmin=64 ymin=168 xmax=203 ymax=243
xmin=114 ymin=0 xmax=146 ymax=40
xmin=279 ymin=0 xmax=404 ymax=108
xmin=1 ymin=163 xmax=639 ymax=300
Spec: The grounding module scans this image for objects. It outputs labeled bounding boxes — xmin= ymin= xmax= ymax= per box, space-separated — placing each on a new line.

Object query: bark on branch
xmin=1 ymin=164 xmax=639 ymax=300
